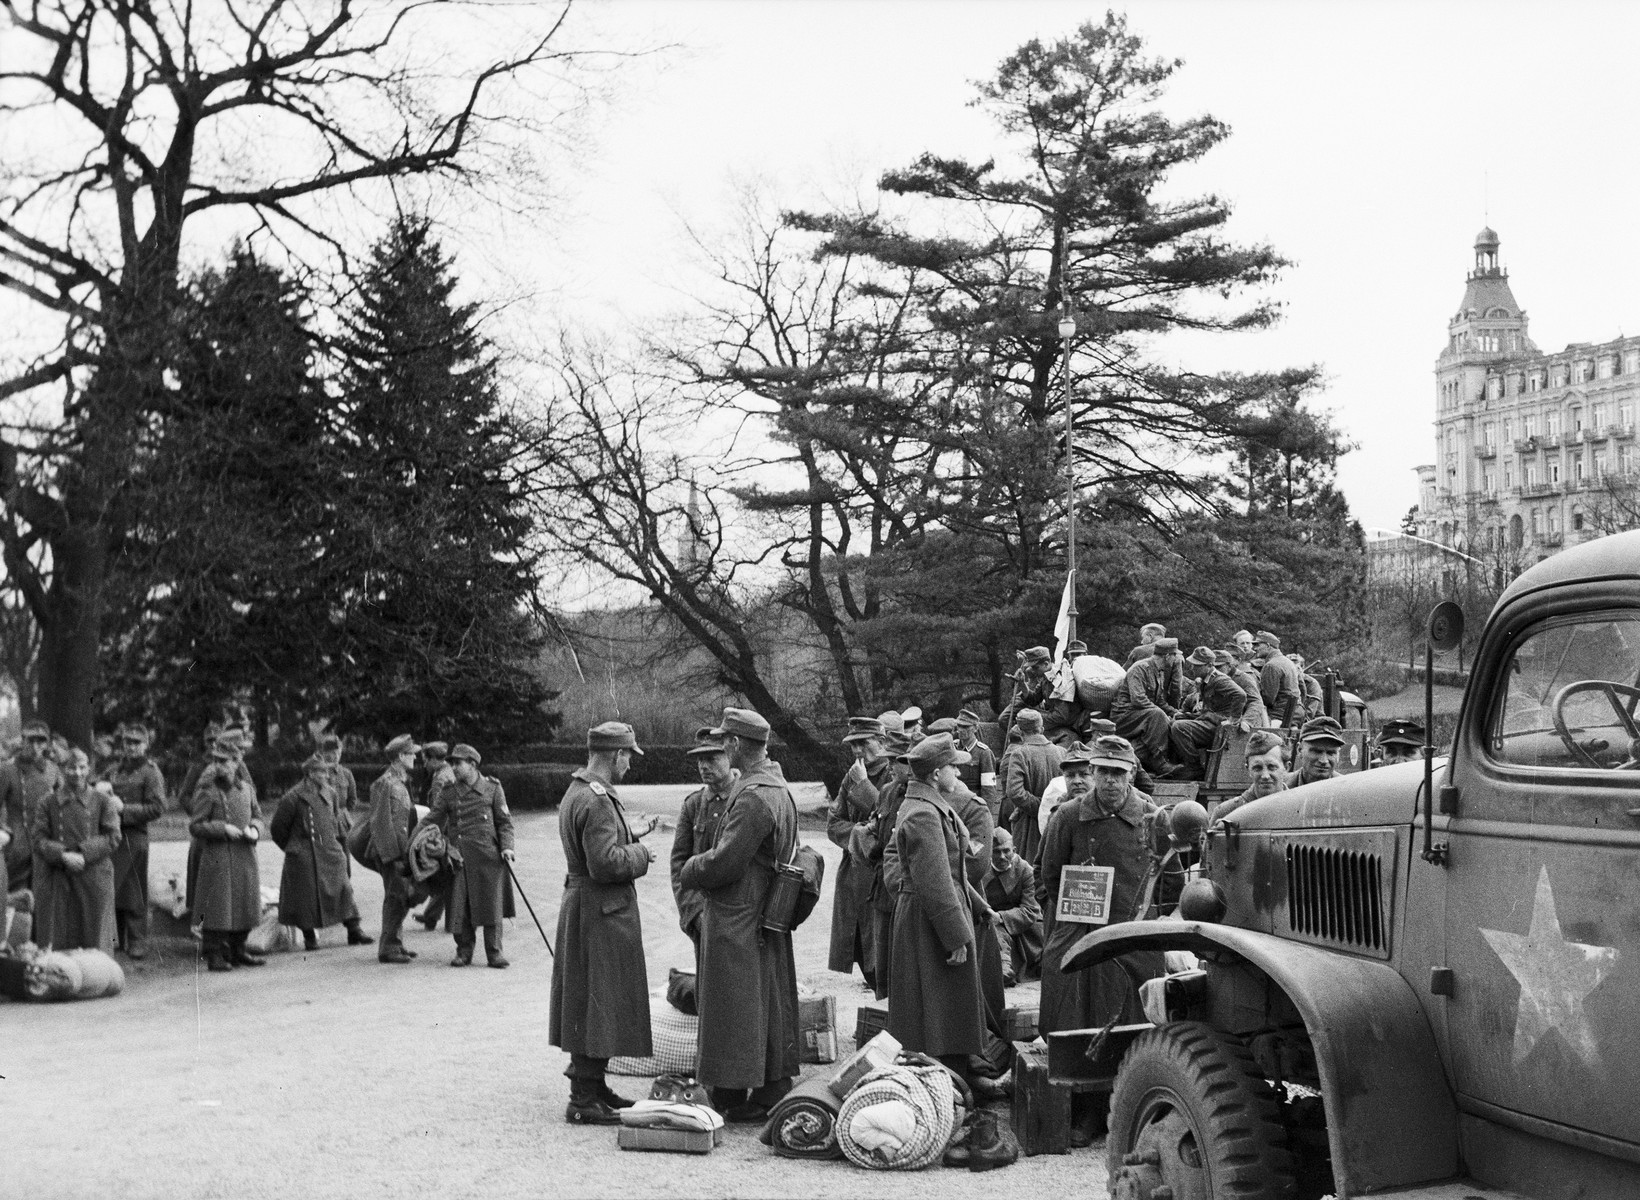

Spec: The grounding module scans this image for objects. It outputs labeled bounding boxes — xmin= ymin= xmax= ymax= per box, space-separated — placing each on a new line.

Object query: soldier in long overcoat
xmin=1112 ymin=639 xmax=1187 ymax=774
xmin=188 ymin=738 xmax=265 ymax=971
xmin=867 ymin=732 xmax=912 ymax=999
xmin=97 ymin=723 xmax=166 ymax=959
xmin=550 ymin=721 xmax=655 ymax=1124
xmin=827 ymin=716 xmax=889 ymax=988
xmin=1038 ymin=738 xmax=1165 ymax=1036
xmin=32 ymin=747 xmax=119 ymax=952
xmin=671 ymin=730 xmax=733 ymax=962
xmin=271 ymin=754 xmax=371 ymax=950
xmin=882 ymin=734 xmax=987 ymax=1083
xmin=1000 ymin=708 xmax=1062 ymax=867
xmin=679 ymin=708 xmax=802 ymax=1120
xmin=431 ymin=744 xmax=516 ymax=968
xmin=10 ymin=720 xmax=63 ymax=893
xmin=0 ymin=757 xmax=21 ymax=899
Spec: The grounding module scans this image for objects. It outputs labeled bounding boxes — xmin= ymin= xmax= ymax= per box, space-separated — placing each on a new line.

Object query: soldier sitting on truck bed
xmin=1208 ymin=729 xmax=1287 ymax=825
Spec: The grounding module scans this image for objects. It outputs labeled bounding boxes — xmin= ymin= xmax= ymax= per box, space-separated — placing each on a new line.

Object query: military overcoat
xmin=32 ymin=783 xmax=120 ymax=952
xmin=9 ymin=757 xmax=61 ymax=891
xmin=946 ymin=781 xmax=1005 ymax=1023
xmin=1037 ymin=787 xmax=1165 ymax=1036
xmin=99 ymin=758 xmax=166 ymax=917
xmin=1000 ymin=734 xmax=1062 ymax=867
xmin=826 ymin=757 xmax=888 ymax=974
xmin=432 ymin=774 xmax=517 ymax=928
xmin=882 ymin=781 xmax=985 ymax=1057
xmin=188 ymin=772 xmax=262 ymax=932
xmin=0 ymin=761 xmax=21 ymax=898
xmin=549 ymin=769 xmax=652 ymax=1059
xmin=678 ymin=758 xmax=801 ymax=1092
xmin=271 ymin=776 xmax=359 ymax=929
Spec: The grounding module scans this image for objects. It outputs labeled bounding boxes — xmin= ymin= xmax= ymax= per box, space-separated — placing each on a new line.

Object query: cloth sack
xmin=407 ymin=819 xmax=448 ymax=883
xmin=836 ymin=1063 xmax=959 ymax=1171
xmin=666 ymin=968 xmax=697 ymax=1016
xmin=245 ymin=904 xmax=300 ymax=955
xmin=609 ymin=998 xmax=699 ymax=1077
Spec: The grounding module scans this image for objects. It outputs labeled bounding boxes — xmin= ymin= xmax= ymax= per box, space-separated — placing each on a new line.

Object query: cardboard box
xmin=617 ymin=1126 xmax=719 ymax=1154
xmin=827 ymin=1029 xmax=902 ymax=1100
xmin=798 ymin=992 xmax=838 ymax=1064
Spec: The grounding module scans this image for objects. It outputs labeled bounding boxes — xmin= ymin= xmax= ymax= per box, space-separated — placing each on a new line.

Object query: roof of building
xmin=1455 ymin=270 xmax=1522 ymax=322
xmin=1475 ymin=226 xmax=1500 ymax=249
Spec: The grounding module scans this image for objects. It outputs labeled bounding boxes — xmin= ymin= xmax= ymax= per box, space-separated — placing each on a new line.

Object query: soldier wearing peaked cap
xmin=1289 ymin=716 xmax=1345 ymax=788
xmin=952 ymin=710 xmax=1000 ymax=817
xmin=673 ymin=729 xmax=734 ymax=964
xmin=866 ymin=729 xmax=913 ymax=999
xmin=1000 ymin=708 xmax=1063 ymax=868
xmin=430 ymin=744 xmax=516 ymax=968
xmin=6 ymin=718 xmax=61 ymax=895
xmin=827 ymin=717 xmax=889 ymax=990
xmin=96 ymin=722 xmax=166 ymax=959
xmin=1376 ymin=718 xmax=1424 ymax=766
xmin=188 ymin=736 xmax=264 ymax=971
xmin=552 ymin=721 xmax=655 ymax=1124
xmin=679 ymin=707 xmax=802 ymax=1121
xmin=1111 ymin=638 xmax=1188 ymax=775
xmin=271 ymin=754 xmax=372 ymax=952
xmin=366 ymin=734 xmax=422 ymax=964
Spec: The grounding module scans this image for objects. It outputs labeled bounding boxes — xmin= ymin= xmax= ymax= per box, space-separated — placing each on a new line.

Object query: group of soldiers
xmin=0 ymin=719 xmax=524 ymax=975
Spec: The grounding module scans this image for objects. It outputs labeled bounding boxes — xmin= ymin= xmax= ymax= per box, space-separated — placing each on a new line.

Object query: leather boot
xmin=303 ymin=929 xmax=319 ymax=952
xmin=565 ymin=1080 xmax=621 ymax=1125
xmin=203 ymin=934 xmax=233 ymax=972
xmin=596 ymin=1082 xmax=635 ymax=1110
xmin=965 ymin=1110 xmax=1019 ymax=1171
xmin=345 ymin=921 xmax=375 ymax=945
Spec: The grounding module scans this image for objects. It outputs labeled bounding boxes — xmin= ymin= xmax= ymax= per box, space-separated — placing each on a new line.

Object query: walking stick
xmin=505 ymin=859 xmax=555 ymax=958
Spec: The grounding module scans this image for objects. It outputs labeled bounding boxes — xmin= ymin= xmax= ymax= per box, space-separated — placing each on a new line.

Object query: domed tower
xmin=1430 ymin=227 xmax=1536 ymax=512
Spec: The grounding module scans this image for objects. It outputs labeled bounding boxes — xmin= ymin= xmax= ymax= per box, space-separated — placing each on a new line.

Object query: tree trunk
xmin=37 ymin=522 xmax=107 ymax=748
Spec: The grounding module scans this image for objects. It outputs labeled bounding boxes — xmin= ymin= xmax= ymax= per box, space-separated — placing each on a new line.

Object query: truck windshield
xmin=1492 ymin=614 xmax=1640 ymax=769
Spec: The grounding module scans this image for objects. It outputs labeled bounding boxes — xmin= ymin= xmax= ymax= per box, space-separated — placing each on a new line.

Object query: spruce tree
xmin=332 ymin=216 xmax=555 ymax=742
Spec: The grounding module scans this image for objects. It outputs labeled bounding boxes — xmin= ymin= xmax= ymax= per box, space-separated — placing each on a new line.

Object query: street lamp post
xmin=1060 ymin=307 xmax=1078 ymax=644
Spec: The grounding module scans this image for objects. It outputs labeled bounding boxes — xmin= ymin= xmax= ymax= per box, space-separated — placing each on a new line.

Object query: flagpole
xmin=1058 ymin=301 xmax=1078 ymax=645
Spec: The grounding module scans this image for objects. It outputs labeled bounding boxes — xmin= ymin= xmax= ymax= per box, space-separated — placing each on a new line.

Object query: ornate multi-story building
xmin=1391 ymin=227 xmax=1640 ymax=569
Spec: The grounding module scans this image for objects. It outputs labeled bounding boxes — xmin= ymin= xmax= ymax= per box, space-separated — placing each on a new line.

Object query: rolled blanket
xmin=835 ymin=1064 xmax=958 ymax=1171
xmin=621 ymin=1100 xmax=724 ymax=1134
xmin=408 ymin=820 xmax=449 ymax=884
xmin=759 ymin=1075 xmax=845 ymax=1160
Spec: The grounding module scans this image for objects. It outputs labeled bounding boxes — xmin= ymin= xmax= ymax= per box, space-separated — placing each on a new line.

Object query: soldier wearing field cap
xmin=827 ymin=716 xmax=889 ymax=991
xmin=7 ymin=719 xmax=62 ymax=894
xmin=1166 ymin=646 xmax=1251 ymax=778
xmin=952 ymin=709 xmax=1000 ymax=817
xmin=1000 ymin=708 xmax=1062 ymax=868
xmin=866 ymin=729 xmax=913 ymax=999
xmin=97 ymin=723 xmax=166 ymax=959
xmin=431 ymin=744 xmax=516 ymax=968
xmin=1037 ymin=737 xmax=1163 ymax=1143
xmin=1289 ymin=716 xmax=1345 ymax=788
xmin=1112 ymin=637 xmax=1187 ymax=775
xmin=1376 ymin=718 xmax=1424 ymax=766
xmin=679 ymin=707 xmax=802 ymax=1121
xmin=552 ymin=721 xmax=656 ymax=1124
xmin=1253 ymin=631 xmax=1302 ymax=728
xmin=673 ymin=728 xmax=733 ymax=962
xmin=367 ymin=733 xmax=422 ymax=964
xmin=189 ymin=736 xmax=264 ymax=971
xmin=999 ymin=645 xmax=1056 ymax=736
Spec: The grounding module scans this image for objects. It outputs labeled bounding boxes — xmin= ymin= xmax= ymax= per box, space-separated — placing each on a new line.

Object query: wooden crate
xmin=1010 ymin=1040 xmax=1072 ymax=1156
xmin=617 ymin=1126 xmax=719 ymax=1154
xmin=853 ymin=997 xmax=890 ymax=1047
xmin=1002 ymin=1004 xmax=1039 ymax=1042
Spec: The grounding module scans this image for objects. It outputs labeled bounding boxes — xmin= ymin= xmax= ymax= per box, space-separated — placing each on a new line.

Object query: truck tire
xmin=1107 ymin=1021 xmax=1297 ymax=1200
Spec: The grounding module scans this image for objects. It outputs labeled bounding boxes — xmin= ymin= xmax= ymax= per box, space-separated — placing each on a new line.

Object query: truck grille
xmin=1284 ymin=843 xmax=1386 ymax=952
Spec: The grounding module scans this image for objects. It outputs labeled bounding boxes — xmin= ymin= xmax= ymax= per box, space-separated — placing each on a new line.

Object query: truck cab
xmin=1064 ymin=532 xmax=1640 ymax=1199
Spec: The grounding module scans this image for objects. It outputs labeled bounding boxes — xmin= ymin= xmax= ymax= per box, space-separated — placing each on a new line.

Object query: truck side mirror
xmin=1427 ymin=601 xmax=1465 ymax=653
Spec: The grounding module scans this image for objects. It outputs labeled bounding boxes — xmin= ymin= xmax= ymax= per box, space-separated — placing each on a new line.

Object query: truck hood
xmin=1225 ymin=758 xmax=1445 ymax=830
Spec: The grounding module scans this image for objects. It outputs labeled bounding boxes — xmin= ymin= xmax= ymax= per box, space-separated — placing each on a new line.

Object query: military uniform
xmin=431 ymin=768 xmax=517 ymax=964
xmin=883 ymin=778 xmax=985 ymax=1060
xmin=867 ymin=771 xmax=909 ymax=999
xmin=1112 ymin=653 xmax=1186 ymax=772
xmin=1037 ymin=786 xmax=1164 ymax=1036
xmin=11 ymin=754 xmax=62 ymax=893
xmin=416 ymin=757 xmax=457 ymax=929
xmin=1167 ymin=668 xmax=1250 ymax=776
xmin=98 ymin=756 xmax=166 ymax=955
xmin=550 ymin=766 xmax=653 ymax=1070
xmin=672 ymin=780 xmax=730 ymax=954
xmin=984 ymin=854 xmax=1044 ymax=984
xmin=1259 ymin=651 xmax=1303 ymax=726
xmin=367 ymin=762 xmax=417 ymax=961
xmin=1000 ymin=729 xmax=1062 ymax=867
xmin=32 ymin=781 xmax=120 ymax=952
xmin=956 ymin=735 xmax=1001 ymax=818
xmin=188 ymin=762 xmax=264 ymax=968
xmin=271 ymin=771 xmax=362 ymax=937
xmin=0 ymin=760 xmax=23 ymax=898
xmin=827 ymin=755 xmax=889 ymax=983
xmin=679 ymin=750 xmax=801 ymax=1104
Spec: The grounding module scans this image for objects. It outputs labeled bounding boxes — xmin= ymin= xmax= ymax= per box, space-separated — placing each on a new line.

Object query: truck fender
xmin=1064 ymin=919 xmax=1458 ymax=1196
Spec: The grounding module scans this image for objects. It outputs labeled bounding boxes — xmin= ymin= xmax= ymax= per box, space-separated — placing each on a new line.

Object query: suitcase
xmin=616 ymin=1126 xmax=719 ymax=1154
xmin=1010 ymin=1040 xmax=1072 ymax=1156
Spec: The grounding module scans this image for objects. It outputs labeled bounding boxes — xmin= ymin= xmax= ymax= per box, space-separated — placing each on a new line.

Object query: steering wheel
xmin=1550 ymin=680 xmax=1640 ymax=769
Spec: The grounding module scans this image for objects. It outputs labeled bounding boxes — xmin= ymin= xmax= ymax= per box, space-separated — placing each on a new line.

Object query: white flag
xmin=1052 ymin=570 xmax=1075 ymax=666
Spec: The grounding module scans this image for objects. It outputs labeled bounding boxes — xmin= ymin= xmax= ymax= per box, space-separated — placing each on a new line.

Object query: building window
xmin=1574 ymin=510 xmax=1585 ymax=531
xmin=1571 ymin=408 xmax=1583 ymax=433
xmin=1593 ymin=403 xmax=1607 ymax=428
xmin=1510 ymin=514 xmax=1524 ymax=548
xmin=1531 ymin=508 xmax=1542 ymax=535
xmin=1595 ymin=449 xmax=1608 ymax=477
xmin=1626 ymin=351 xmax=1640 ymax=375
xmin=1483 ymin=421 xmax=1496 ymax=447
xmin=1525 ymin=462 xmax=1539 ymax=487
xmin=1504 ymin=461 xmax=1515 ymax=489
xmin=1552 ymin=366 xmax=1567 ymax=387
xmin=1549 ymin=457 xmax=1562 ymax=484
xmin=1572 ymin=454 xmax=1584 ymax=483
xmin=1623 ymin=445 xmax=1636 ymax=474
xmin=1547 ymin=507 xmax=1560 ymax=535
xmin=1524 ymin=413 xmax=1538 ymax=437
xmin=1502 ymin=418 xmax=1513 ymax=442
xmin=1599 ymin=357 xmax=1615 ymax=380
xmin=1547 ymin=411 xmax=1562 ymax=438
xmin=1484 ymin=469 xmax=1496 ymax=494
xmin=1623 ymin=403 xmax=1635 ymax=429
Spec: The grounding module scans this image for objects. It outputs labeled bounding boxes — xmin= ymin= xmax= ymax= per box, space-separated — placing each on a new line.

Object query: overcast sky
xmin=524 ymin=0 xmax=1640 ymax=535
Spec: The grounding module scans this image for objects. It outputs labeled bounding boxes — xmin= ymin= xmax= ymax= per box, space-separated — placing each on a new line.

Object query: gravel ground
xmin=3 ymin=789 xmax=1519 ymax=1200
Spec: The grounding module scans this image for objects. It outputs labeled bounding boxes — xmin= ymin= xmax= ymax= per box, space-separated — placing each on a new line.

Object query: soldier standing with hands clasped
xmin=98 ymin=722 xmax=166 ymax=959
xmin=671 ymin=729 xmax=733 ymax=963
xmin=431 ymin=744 xmax=516 ymax=968
xmin=551 ymin=721 xmax=657 ymax=1125
xmin=189 ymin=736 xmax=265 ymax=972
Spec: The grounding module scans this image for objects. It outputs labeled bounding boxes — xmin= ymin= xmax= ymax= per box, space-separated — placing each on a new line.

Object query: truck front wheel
xmin=1107 ymin=1021 xmax=1297 ymax=1200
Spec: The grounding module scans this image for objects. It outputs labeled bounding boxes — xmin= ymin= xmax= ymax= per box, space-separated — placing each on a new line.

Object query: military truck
xmin=1064 ymin=532 xmax=1640 ymax=1199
